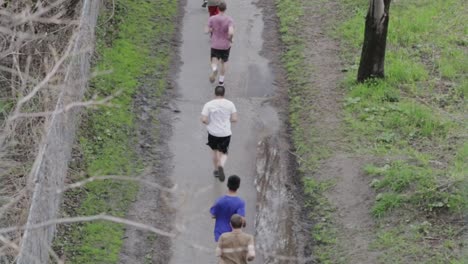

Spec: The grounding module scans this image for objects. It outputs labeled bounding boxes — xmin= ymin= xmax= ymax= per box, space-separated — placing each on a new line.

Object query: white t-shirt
xmin=201 ymin=98 xmax=237 ymax=137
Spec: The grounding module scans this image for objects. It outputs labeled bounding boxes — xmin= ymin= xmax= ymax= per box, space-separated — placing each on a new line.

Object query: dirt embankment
xmin=255 ymin=0 xmax=316 ymax=263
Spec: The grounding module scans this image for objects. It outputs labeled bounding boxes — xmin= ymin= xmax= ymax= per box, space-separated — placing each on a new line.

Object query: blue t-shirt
xmin=210 ymin=195 xmax=245 ymax=241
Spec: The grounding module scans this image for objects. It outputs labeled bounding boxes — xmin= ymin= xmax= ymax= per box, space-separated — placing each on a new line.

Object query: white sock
xmin=211 ymin=64 xmax=217 ymax=72
xmin=219 ymin=75 xmax=225 ymax=82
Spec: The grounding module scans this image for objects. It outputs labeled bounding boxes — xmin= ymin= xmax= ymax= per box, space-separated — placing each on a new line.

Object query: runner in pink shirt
xmin=207 ymin=1 xmax=234 ymax=86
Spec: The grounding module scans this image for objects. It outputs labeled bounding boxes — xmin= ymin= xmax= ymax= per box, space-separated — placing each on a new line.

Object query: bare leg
xmin=211 ymin=57 xmax=219 ymax=71
xmin=210 ymin=57 xmax=219 ymax=83
xmin=219 ymin=60 xmax=227 ymax=84
xmin=219 ymin=153 xmax=228 ymax=167
xmin=220 ymin=60 xmax=226 ymax=76
xmin=216 ymin=151 xmax=226 ymax=181
xmin=212 ymin=150 xmax=219 ymax=170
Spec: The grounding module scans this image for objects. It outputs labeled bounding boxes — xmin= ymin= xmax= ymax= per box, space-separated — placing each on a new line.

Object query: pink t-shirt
xmin=208 ymin=14 xmax=234 ymax=50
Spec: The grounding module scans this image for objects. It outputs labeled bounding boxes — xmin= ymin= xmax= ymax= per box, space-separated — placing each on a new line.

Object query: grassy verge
xmin=54 ymin=0 xmax=177 ymax=263
xmin=276 ymin=0 xmax=466 ymax=263
xmin=337 ymin=0 xmax=467 ymax=262
xmin=274 ymin=0 xmax=341 ymax=263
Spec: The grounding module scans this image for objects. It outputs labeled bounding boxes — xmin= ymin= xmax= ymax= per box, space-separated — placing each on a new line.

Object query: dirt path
xmin=119 ymin=0 xmax=378 ymax=263
xmin=118 ymin=0 xmax=296 ymax=263
xmin=118 ymin=70 xmax=175 ymax=263
xmin=301 ymin=0 xmax=379 ymax=263
xmin=167 ymin=0 xmax=283 ymax=262
xmin=118 ymin=3 xmax=184 ymax=263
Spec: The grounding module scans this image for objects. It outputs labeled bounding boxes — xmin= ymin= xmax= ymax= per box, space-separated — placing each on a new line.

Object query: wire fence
xmin=16 ymin=0 xmax=100 ymax=263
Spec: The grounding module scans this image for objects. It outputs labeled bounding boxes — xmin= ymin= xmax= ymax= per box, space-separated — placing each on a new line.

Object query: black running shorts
xmin=210 ymin=47 xmax=231 ymax=63
xmin=207 ymin=133 xmax=231 ymax=154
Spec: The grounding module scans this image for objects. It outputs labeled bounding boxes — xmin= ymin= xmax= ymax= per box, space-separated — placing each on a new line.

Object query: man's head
xmin=218 ymin=1 xmax=227 ymax=12
xmin=215 ymin=85 xmax=225 ymax=97
xmin=227 ymin=175 xmax=240 ymax=191
xmin=230 ymin=214 xmax=243 ymax=229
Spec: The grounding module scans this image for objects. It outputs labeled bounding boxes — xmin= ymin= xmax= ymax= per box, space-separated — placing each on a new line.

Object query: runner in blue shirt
xmin=210 ymin=175 xmax=246 ymax=242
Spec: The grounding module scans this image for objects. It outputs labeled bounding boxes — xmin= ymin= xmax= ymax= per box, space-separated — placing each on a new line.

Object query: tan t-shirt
xmin=216 ymin=230 xmax=255 ymax=264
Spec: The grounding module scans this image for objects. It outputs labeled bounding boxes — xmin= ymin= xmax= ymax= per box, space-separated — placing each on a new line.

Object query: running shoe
xmin=213 ymin=170 xmax=219 ymax=178
xmin=218 ymin=81 xmax=224 ymax=86
xmin=209 ymin=69 xmax=218 ymax=83
xmin=218 ymin=166 xmax=225 ymax=182
xmin=202 ymin=1 xmax=207 ymax=8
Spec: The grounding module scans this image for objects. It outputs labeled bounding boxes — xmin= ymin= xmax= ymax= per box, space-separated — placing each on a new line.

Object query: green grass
xmin=338 ymin=0 xmax=467 ymax=262
xmin=303 ymin=177 xmax=341 ymax=264
xmin=275 ymin=0 xmax=343 ymax=263
xmin=0 ymin=99 xmax=4 ymax=112
xmin=0 ymin=100 xmax=5 ymax=121
xmin=277 ymin=0 xmax=466 ymax=262
xmin=372 ymin=224 xmax=463 ymax=264
xmin=275 ymin=0 xmax=312 ymax=168
xmin=366 ymin=149 xmax=467 ymax=218
xmin=54 ymin=0 xmax=178 ymax=263
xmin=0 ymin=99 xmax=13 ymax=120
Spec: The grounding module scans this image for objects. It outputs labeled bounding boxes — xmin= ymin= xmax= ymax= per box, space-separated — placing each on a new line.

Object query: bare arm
xmin=228 ymin=25 xmax=234 ymax=42
xmin=230 ymin=112 xmax=238 ymax=123
xmin=247 ymin=237 xmax=255 ymax=261
xmin=206 ymin=18 xmax=213 ymax=34
xmin=216 ymin=236 xmax=223 ymax=257
xmin=201 ymin=115 xmax=209 ymax=124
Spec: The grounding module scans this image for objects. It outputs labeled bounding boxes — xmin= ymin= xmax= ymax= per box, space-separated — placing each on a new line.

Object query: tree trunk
xmin=357 ymin=0 xmax=391 ymax=82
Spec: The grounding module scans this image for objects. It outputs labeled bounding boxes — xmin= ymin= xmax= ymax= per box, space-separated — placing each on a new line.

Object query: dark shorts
xmin=208 ymin=6 xmax=219 ymax=16
xmin=211 ymin=47 xmax=231 ymax=63
xmin=207 ymin=133 xmax=231 ymax=154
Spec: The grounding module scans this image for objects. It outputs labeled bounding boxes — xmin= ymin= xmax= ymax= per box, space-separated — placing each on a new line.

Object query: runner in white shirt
xmin=201 ymin=86 xmax=238 ymax=181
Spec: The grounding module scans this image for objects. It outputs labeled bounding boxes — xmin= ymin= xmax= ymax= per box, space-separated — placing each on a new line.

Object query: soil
xmin=255 ymin=0 xmax=317 ymax=263
xmin=165 ymin=0 xmax=285 ymax=262
xmin=300 ymin=0 xmax=379 ymax=263
xmin=119 ymin=0 xmax=379 ymax=263
xmin=117 ymin=1 xmax=186 ymax=263
xmin=117 ymin=60 xmax=175 ymax=263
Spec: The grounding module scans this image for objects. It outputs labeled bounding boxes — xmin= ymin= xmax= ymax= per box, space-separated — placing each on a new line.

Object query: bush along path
xmin=53 ymin=0 xmax=178 ymax=263
xmin=276 ymin=0 xmax=467 ymax=263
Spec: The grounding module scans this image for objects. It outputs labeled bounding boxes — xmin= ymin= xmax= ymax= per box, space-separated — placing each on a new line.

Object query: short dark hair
xmin=215 ymin=85 xmax=225 ymax=96
xmin=218 ymin=1 xmax=227 ymax=12
xmin=230 ymin=214 xmax=243 ymax=229
xmin=227 ymin=175 xmax=240 ymax=191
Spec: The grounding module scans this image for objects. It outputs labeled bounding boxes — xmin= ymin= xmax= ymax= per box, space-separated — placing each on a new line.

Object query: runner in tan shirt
xmin=216 ymin=214 xmax=255 ymax=264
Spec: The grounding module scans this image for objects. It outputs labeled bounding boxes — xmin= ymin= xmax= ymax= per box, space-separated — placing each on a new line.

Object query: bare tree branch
xmin=0 ymin=215 xmax=176 ymax=238
xmin=57 ymin=174 xmax=177 ymax=194
xmin=8 ymin=91 xmax=121 ymax=121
